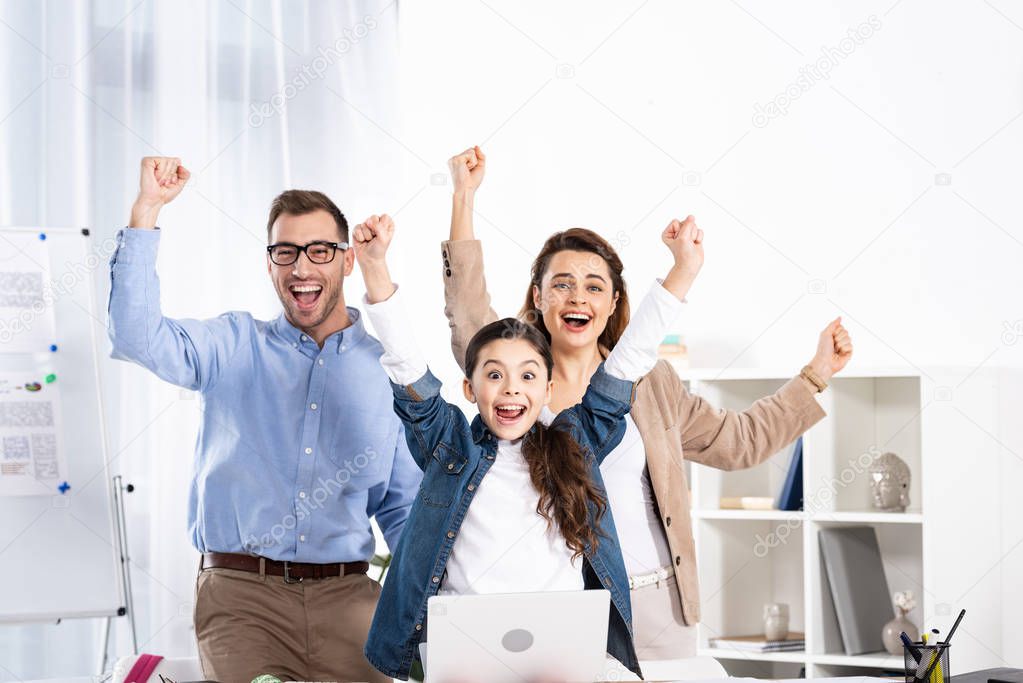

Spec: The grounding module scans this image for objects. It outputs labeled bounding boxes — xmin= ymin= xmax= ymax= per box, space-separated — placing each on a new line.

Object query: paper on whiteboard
xmin=0 ymin=232 xmax=57 ymax=353
xmin=0 ymin=373 xmax=66 ymax=496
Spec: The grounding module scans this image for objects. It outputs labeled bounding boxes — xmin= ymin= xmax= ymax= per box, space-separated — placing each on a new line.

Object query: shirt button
xmin=300 ymin=334 xmax=308 ymax=341
xmin=675 ymin=555 xmax=681 ymax=566
xmin=292 ymin=342 xmax=298 ymax=348
xmin=467 ymin=483 xmax=475 ymax=491
xmin=310 ymin=403 xmax=317 ymax=410
xmin=446 ymin=531 xmax=455 ymax=539
xmin=299 ymin=491 xmax=306 ymax=499
xmin=431 ymin=576 xmax=440 ymax=584
xmin=341 ymin=344 xmax=347 ymax=351
xmin=446 ymin=463 xmax=454 ymax=470
xmin=445 ymin=269 xmax=452 ymax=277
xmin=299 ymin=534 xmax=306 ymax=542
xmin=305 ymin=447 xmax=312 ymax=454
xmin=318 ymin=358 xmax=324 ymax=366
xmin=666 ymin=516 xmax=672 ymax=527
xmin=415 ymin=624 xmax=422 ymax=631
xmin=442 ymin=250 xmax=447 ymax=258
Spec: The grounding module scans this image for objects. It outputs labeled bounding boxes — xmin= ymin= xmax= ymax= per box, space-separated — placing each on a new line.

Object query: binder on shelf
xmin=818 ymin=526 xmax=892 ymax=655
xmin=819 ymin=546 xmax=845 ymax=654
xmin=776 ymin=436 xmax=803 ymax=511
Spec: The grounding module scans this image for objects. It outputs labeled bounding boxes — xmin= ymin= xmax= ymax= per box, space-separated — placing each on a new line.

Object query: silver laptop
xmin=423 ymin=590 xmax=611 ymax=683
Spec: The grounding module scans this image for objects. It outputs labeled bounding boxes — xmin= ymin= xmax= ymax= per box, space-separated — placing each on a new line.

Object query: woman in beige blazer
xmin=440 ymin=146 xmax=853 ymax=659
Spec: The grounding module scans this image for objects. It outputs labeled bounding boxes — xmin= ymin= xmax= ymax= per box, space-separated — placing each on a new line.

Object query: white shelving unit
xmin=679 ymin=365 xmax=1023 ymax=679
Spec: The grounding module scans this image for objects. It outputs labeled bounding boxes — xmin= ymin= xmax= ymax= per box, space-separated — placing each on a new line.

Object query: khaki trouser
xmin=194 ymin=564 xmax=389 ymax=683
xmin=631 ymin=574 xmax=698 ymax=660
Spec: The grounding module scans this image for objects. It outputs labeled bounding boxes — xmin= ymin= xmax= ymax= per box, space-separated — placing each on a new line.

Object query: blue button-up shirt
xmin=106 ymin=227 xmax=421 ymax=563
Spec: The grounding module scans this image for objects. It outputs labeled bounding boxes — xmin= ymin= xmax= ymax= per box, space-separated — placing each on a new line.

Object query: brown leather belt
xmin=201 ymin=551 xmax=369 ymax=584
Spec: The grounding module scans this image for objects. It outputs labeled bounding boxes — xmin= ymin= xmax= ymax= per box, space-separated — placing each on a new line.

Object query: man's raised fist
xmin=137 ymin=156 xmax=190 ymax=207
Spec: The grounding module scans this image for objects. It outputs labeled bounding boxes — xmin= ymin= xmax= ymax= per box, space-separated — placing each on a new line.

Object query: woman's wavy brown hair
xmin=519 ymin=228 xmax=630 ymax=354
xmin=464 ymin=318 xmax=607 ymax=559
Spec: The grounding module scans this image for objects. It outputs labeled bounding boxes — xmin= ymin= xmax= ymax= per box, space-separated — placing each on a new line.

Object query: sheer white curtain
xmin=0 ymin=1 xmax=407 ymax=678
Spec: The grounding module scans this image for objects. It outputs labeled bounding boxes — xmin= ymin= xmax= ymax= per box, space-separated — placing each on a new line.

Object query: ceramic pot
xmin=882 ymin=609 xmax=919 ymax=655
xmin=764 ymin=603 xmax=790 ymax=642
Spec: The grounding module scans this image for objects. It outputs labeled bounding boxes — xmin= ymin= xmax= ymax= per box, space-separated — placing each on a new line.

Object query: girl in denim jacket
xmin=352 ymin=213 xmax=702 ymax=680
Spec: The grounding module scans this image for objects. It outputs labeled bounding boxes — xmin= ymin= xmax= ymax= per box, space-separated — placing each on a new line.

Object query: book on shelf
xmin=715 ymin=437 xmax=804 ymax=512
xmin=708 ymin=632 xmax=805 ymax=652
xmin=776 ymin=436 xmax=803 ymax=511
xmin=719 ymin=496 xmax=776 ymax=510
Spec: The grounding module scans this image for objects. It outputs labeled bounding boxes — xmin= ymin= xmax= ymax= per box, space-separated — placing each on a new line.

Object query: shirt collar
xmin=470 ymin=416 xmax=493 ymax=446
xmin=272 ymin=307 xmax=366 ymax=354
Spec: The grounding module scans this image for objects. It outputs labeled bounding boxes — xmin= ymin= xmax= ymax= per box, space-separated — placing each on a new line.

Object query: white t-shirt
xmin=438 ymin=437 xmax=584 ymax=596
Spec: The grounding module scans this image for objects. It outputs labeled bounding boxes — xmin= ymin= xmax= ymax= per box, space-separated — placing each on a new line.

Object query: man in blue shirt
xmin=108 ymin=156 xmax=421 ymax=683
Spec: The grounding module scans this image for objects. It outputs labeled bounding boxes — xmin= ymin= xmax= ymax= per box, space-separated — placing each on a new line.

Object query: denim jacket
xmin=363 ymin=364 xmax=643 ymax=680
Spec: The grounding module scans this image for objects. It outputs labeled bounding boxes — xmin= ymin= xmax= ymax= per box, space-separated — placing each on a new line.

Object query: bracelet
xmin=800 ymin=365 xmax=828 ymax=393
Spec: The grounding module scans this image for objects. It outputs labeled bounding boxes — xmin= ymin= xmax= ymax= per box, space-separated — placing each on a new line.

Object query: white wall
xmin=388 ymin=0 xmax=1023 ymax=666
xmin=388 ymin=0 xmax=1023 ymax=388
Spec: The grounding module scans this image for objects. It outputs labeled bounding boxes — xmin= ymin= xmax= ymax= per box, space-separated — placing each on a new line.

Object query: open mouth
xmin=289 ymin=283 xmax=323 ymax=311
xmin=494 ymin=403 xmax=527 ymax=425
xmin=561 ymin=311 xmax=592 ymax=332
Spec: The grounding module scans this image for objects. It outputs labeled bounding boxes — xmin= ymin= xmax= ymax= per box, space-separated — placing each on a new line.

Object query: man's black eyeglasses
xmin=267 ymin=240 xmax=349 ymax=266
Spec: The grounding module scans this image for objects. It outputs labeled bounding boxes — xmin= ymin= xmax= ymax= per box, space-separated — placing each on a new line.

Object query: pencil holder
xmin=903 ymin=643 xmax=950 ymax=683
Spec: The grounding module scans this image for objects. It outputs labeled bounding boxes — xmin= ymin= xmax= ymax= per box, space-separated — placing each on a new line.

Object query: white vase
xmin=763 ymin=603 xmax=790 ymax=642
xmin=882 ymin=609 xmax=919 ymax=655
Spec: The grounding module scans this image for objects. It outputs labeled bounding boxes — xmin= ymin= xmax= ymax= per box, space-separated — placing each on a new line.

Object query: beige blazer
xmin=439 ymin=239 xmax=826 ymax=625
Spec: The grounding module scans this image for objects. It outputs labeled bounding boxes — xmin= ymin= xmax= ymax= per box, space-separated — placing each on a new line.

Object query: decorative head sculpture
xmin=870 ymin=451 xmax=910 ymax=512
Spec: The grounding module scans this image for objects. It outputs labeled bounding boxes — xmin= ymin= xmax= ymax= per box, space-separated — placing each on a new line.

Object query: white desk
xmin=21 ymin=679 xmax=888 ymax=683
xmin=19 ymin=668 xmax=890 ymax=683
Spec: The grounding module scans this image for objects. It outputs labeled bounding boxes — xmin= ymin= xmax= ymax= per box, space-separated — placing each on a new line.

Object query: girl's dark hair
xmin=464 ymin=318 xmax=607 ymax=559
xmin=519 ymin=228 xmax=630 ymax=353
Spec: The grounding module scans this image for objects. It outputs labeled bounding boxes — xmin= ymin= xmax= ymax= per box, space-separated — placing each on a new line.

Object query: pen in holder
xmin=903 ymin=641 xmax=950 ymax=683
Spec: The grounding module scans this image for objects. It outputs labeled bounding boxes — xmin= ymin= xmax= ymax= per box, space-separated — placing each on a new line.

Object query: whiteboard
xmin=0 ymin=227 xmax=123 ymax=622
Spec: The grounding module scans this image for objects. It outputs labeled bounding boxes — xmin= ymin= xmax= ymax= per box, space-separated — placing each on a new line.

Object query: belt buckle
xmin=282 ymin=561 xmax=303 ymax=584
